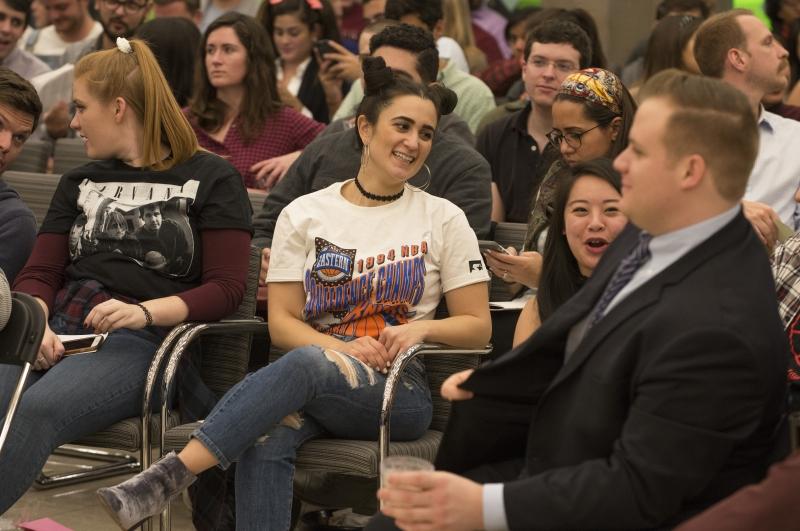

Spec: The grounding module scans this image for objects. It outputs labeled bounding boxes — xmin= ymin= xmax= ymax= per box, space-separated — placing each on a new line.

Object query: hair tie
xmin=116 ymin=37 xmax=133 ymax=54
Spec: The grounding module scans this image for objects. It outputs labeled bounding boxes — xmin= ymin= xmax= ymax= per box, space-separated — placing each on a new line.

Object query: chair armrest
xmin=147 ymin=319 xmax=269 ymax=462
xmin=378 ymin=343 xmax=491 ymax=465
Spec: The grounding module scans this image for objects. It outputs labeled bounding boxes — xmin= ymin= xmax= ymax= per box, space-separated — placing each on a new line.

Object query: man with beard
xmin=24 ymin=0 xmax=100 ymax=68
xmin=37 ymin=0 xmax=150 ymax=139
xmin=694 ymin=9 xmax=800 ymax=232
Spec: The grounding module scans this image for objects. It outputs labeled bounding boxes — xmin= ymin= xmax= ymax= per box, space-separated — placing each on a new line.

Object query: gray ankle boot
xmin=96 ymin=451 xmax=196 ymax=530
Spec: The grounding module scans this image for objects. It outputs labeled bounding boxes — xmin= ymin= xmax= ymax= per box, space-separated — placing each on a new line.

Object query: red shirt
xmin=188 ymin=106 xmax=325 ymax=189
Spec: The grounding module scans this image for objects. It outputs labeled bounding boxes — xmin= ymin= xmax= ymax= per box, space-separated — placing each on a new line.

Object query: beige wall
xmin=540 ymin=0 xmax=733 ymax=68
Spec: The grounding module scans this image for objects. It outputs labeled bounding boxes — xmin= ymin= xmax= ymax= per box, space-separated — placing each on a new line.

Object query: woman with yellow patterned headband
xmin=485 ymin=68 xmax=636 ymax=295
xmin=528 ymin=68 xmax=637 ymax=249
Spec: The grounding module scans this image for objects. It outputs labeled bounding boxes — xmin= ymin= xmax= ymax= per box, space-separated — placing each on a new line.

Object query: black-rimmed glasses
xmin=546 ymin=123 xmax=605 ymax=149
xmin=101 ymin=0 xmax=148 ymax=13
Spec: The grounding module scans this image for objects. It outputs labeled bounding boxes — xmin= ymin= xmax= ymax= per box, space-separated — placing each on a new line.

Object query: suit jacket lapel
xmin=548 ymin=212 xmax=750 ymax=390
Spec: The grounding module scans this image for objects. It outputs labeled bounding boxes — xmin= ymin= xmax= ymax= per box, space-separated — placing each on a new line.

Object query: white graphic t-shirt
xmin=268 ymin=181 xmax=489 ymax=339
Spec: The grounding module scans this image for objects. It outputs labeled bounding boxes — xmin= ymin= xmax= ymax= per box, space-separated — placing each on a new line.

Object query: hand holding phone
xmin=479 ymin=240 xmax=510 ymax=255
xmin=314 ymin=39 xmax=337 ymax=63
xmin=59 ymin=333 xmax=107 ymax=355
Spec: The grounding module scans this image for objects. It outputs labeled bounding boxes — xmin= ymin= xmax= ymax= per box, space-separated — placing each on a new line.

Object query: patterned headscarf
xmin=559 ymin=68 xmax=623 ymax=115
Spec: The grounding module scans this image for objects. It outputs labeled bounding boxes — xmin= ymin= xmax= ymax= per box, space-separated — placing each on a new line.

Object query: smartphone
xmin=61 ymin=335 xmax=104 ymax=355
xmin=479 ymin=240 xmax=510 ymax=255
xmin=314 ymin=39 xmax=335 ymax=59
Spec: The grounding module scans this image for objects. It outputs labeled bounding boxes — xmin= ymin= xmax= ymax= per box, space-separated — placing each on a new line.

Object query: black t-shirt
xmin=476 ymin=104 xmax=560 ymax=223
xmin=40 ymin=151 xmax=252 ymax=302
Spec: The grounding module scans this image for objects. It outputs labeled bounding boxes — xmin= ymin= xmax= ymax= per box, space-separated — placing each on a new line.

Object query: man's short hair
xmin=369 ymin=23 xmax=439 ymax=83
xmin=638 ymin=69 xmax=758 ymax=201
xmin=384 ymin=0 xmax=442 ymax=32
xmin=693 ymin=8 xmax=751 ymax=79
xmin=523 ymin=19 xmax=592 ymax=69
xmin=0 ymin=67 xmax=42 ymax=131
xmin=152 ymin=0 xmax=199 ymax=13
xmin=656 ymin=0 xmax=710 ymax=20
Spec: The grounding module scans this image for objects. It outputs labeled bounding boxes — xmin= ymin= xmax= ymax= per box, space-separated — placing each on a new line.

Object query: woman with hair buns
xmin=98 ymin=56 xmax=492 ymax=530
xmin=0 ymin=38 xmax=252 ymax=512
xmin=484 ymin=67 xmax=636 ymax=292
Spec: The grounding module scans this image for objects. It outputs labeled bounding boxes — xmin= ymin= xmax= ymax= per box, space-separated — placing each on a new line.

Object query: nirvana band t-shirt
xmin=267 ymin=181 xmax=489 ymax=339
xmin=39 ymin=152 xmax=253 ymax=302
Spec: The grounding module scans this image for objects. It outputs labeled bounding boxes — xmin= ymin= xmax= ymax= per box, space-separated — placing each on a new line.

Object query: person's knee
xmin=248 ymin=423 xmax=306 ymax=461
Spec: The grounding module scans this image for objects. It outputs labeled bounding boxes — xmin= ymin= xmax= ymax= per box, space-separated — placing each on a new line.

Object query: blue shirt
xmin=746 ymin=109 xmax=800 ymax=230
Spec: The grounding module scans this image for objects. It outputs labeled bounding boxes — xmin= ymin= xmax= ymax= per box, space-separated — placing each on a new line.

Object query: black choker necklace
xmin=354 ymin=176 xmax=404 ymax=202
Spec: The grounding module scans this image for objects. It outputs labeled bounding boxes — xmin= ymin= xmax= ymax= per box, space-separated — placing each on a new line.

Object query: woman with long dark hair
xmin=259 ymin=0 xmax=346 ymax=123
xmin=513 ymin=158 xmax=628 ymax=345
xmin=187 ymin=12 xmax=324 ymax=189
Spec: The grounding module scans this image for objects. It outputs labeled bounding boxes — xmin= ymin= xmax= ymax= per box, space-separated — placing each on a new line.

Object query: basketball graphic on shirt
xmin=312 ymin=238 xmax=356 ymax=286
xmin=327 ymin=300 xmax=411 ymax=339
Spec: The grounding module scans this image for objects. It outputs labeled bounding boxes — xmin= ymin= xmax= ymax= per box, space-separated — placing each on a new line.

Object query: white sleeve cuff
xmin=482 ymin=483 xmax=510 ymax=531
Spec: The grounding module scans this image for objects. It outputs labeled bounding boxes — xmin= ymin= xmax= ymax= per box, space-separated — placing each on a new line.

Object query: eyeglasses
xmin=546 ymin=123 xmax=605 ymax=149
xmin=528 ymin=56 xmax=577 ymax=74
xmin=101 ymin=0 xmax=148 ymax=13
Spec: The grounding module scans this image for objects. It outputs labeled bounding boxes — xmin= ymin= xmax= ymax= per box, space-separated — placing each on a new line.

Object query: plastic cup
xmin=379 ymin=455 xmax=434 ymax=489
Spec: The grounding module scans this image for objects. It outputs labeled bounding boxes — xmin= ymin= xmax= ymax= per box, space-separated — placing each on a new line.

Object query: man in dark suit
xmin=373 ymin=69 xmax=789 ymax=530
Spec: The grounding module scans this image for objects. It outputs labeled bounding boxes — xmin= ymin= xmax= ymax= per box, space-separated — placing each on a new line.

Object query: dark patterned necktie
xmin=589 ymin=232 xmax=653 ymax=326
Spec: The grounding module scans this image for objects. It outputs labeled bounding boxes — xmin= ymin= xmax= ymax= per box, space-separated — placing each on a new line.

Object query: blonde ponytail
xmin=74 ymin=39 xmax=198 ymax=170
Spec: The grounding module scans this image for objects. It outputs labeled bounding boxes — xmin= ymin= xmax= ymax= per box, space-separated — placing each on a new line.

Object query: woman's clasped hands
xmin=338 ymin=321 xmax=428 ymax=374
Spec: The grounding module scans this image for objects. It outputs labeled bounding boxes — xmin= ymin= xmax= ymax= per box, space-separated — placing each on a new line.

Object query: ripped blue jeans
xmin=192 ymin=345 xmax=433 ymax=530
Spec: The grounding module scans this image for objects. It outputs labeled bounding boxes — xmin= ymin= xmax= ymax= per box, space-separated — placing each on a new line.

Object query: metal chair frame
xmin=155 ymin=340 xmax=489 ymax=530
xmin=0 ymin=293 xmax=46 ymax=457
xmin=144 ymin=319 xmax=269 ymax=529
xmin=33 ymin=246 xmax=262 ymax=497
xmin=33 ymin=323 xmax=195 ymax=489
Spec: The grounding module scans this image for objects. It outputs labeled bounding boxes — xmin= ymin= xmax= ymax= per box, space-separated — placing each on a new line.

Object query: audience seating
xmin=160 ymin=342 xmax=489 ymax=528
xmin=52 ymin=138 xmax=93 ymax=175
xmin=291 ymin=344 xmax=490 ymax=518
xmin=34 ymin=247 xmax=264 ymax=498
xmin=140 ymin=247 xmax=268 ymax=529
xmin=7 ymin=139 xmax=50 ymax=174
xmin=1 ymin=171 xmax=61 ymax=225
xmin=0 ymin=292 xmax=46 ymax=458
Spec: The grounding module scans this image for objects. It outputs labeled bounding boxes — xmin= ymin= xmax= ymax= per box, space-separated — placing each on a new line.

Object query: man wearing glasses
xmin=36 ymin=0 xmax=150 ymax=140
xmin=25 ymin=0 xmax=101 ymax=69
xmin=62 ymin=0 xmax=150 ymax=64
xmin=476 ymin=19 xmax=589 ymax=225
